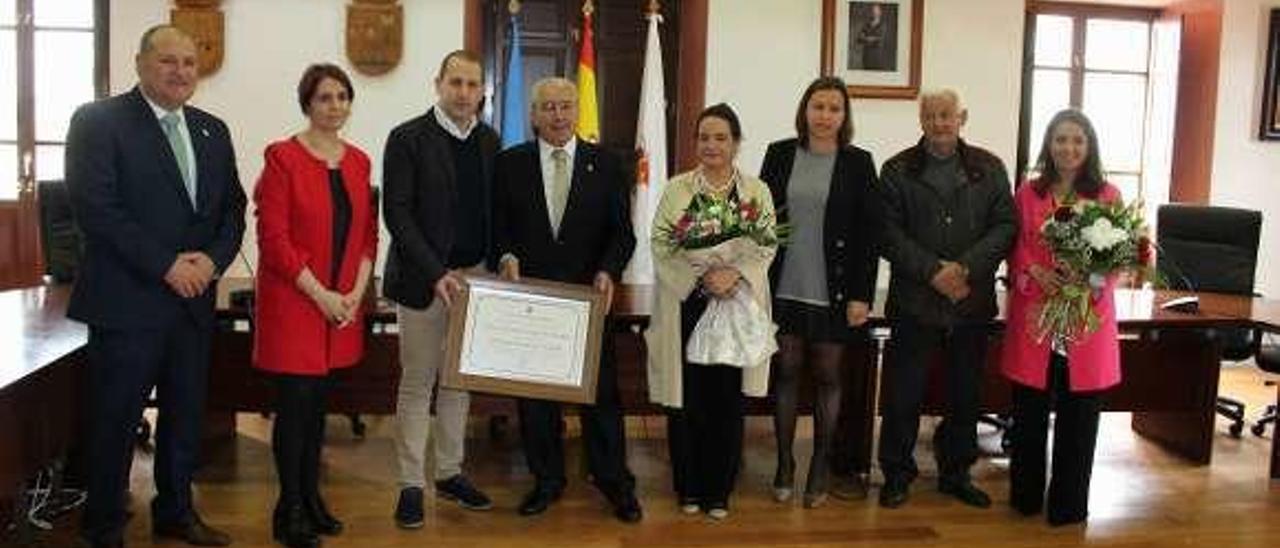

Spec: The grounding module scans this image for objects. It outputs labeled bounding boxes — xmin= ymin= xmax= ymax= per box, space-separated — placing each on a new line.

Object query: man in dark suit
xmin=493 ymin=77 xmax=641 ymax=523
xmin=382 ymin=50 xmax=500 ymax=529
xmin=65 ymin=25 xmax=245 ymax=547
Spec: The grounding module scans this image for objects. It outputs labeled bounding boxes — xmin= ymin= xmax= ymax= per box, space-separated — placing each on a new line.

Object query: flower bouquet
xmin=1035 ymin=195 xmax=1153 ymax=346
xmin=656 ymin=192 xmax=784 ymax=367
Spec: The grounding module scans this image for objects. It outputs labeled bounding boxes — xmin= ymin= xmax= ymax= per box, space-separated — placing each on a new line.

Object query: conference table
xmin=207 ymin=278 xmax=1280 ymax=476
xmin=0 ymin=284 xmax=87 ymax=521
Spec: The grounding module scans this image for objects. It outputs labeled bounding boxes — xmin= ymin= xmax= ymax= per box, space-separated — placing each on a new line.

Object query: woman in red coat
xmin=253 ymin=63 xmax=376 ymax=548
xmin=1000 ymin=109 xmax=1121 ymax=527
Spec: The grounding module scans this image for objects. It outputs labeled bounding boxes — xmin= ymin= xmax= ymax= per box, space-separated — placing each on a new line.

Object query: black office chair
xmin=1250 ymin=336 xmax=1280 ymax=437
xmin=1156 ymin=204 xmax=1262 ymax=437
xmin=36 ymin=180 xmax=81 ymax=282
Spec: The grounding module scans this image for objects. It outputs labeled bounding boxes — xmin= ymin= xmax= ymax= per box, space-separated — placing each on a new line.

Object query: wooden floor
xmin=26 ymin=365 xmax=1280 ymax=547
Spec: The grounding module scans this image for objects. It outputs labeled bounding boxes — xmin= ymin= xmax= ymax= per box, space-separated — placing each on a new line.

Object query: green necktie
xmin=160 ymin=112 xmax=196 ymax=207
xmin=550 ymin=148 xmax=570 ymax=235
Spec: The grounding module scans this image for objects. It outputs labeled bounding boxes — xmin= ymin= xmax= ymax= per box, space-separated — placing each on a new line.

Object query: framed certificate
xmin=440 ymin=275 xmax=608 ymax=404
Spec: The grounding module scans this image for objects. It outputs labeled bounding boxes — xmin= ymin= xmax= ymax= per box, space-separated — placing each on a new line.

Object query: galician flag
xmin=574 ymin=2 xmax=600 ymax=143
xmin=622 ymin=9 xmax=667 ymax=284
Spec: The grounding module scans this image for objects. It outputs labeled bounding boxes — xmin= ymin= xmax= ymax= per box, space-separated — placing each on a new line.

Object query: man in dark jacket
xmin=875 ymin=89 xmax=1016 ymax=510
xmin=382 ymin=50 xmax=500 ymax=529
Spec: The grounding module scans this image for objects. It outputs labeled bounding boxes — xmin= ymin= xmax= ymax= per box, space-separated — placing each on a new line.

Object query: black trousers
xmin=665 ymin=290 xmax=745 ymax=507
xmin=1009 ymin=354 xmax=1103 ymax=522
xmin=518 ymin=337 xmax=635 ymax=494
xmin=82 ymin=320 xmax=210 ymax=544
xmin=271 ymin=373 xmax=332 ymax=509
xmin=877 ymin=319 xmax=989 ymax=483
xmin=666 ymin=363 xmax=744 ymax=507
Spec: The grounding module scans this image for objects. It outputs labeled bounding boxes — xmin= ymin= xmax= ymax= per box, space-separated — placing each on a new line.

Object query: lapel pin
xmin=587 ymin=162 xmax=595 ymax=173
xmin=201 ymin=127 xmax=209 ymax=137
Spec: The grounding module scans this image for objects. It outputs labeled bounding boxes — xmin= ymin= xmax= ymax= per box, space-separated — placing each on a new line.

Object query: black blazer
xmin=492 ymin=140 xmax=635 ymax=285
xmin=759 ymin=138 xmax=879 ymax=315
xmin=381 ymin=110 xmax=501 ymax=309
xmin=64 ymin=87 xmax=246 ymax=329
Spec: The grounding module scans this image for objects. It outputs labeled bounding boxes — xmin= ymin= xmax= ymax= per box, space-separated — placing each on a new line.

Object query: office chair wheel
xmin=1252 ymin=422 xmax=1267 ymax=437
xmin=1228 ymin=422 xmax=1244 ymax=438
xmin=348 ymin=414 xmax=366 ymax=440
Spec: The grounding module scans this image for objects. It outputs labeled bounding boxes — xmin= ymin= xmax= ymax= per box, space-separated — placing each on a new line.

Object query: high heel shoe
xmin=803 ymin=459 xmax=830 ymax=509
xmin=772 ymin=456 xmax=796 ymax=503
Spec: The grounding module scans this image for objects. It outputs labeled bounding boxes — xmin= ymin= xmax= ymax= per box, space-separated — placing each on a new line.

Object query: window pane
xmin=1085 ymin=19 xmax=1150 ymax=72
xmin=1108 ymin=173 xmax=1141 ymax=203
xmin=0 ymin=144 xmax=15 ymax=200
xmin=1 ymin=29 xmax=14 ymax=140
xmin=35 ymin=0 xmax=94 ymax=29
xmin=36 ymin=144 xmax=64 ymax=182
xmin=0 ymin=0 xmax=14 ymax=26
xmin=1083 ymin=72 xmax=1147 ymax=173
xmin=1034 ymin=14 xmax=1073 ymax=68
xmin=34 ymin=30 xmax=94 ymax=141
xmin=1027 ymin=68 xmax=1071 ymax=173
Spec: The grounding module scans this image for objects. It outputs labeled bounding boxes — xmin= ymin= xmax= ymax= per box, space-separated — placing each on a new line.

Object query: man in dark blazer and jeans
xmin=382 ymin=50 xmax=501 ymax=529
xmin=65 ymin=25 xmax=245 ymax=547
xmin=493 ymin=77 xmax=641 ymax=523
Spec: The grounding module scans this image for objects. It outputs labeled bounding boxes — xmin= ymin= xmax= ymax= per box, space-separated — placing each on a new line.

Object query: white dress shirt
xmin=431 ymin=105 xmax=476 ymax=141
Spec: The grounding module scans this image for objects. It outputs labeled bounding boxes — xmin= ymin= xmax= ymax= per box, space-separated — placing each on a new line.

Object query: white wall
xmin=1210 ymin=0 xmax=1280 ymax=295
xmin=114 ymin=0 xmax=1280 ymax=296
xmin=706 ymin=0 xmax=1026 ymax=175
xmin=111 ymin=0 xmax=466 ymax=275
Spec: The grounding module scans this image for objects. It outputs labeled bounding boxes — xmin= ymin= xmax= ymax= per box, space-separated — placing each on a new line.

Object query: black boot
xmin=303 ymin=493 xmax=343 ymax=536
xmin=273 ymin=504 xmax=321 ymax=548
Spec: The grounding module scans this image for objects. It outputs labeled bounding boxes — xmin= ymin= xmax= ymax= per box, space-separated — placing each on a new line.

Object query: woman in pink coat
xmin=1001 ymin=109 xmax=1121 ymax=526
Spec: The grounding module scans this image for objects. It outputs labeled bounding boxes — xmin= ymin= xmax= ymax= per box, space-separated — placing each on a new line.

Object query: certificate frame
xmin=440 ymin=275 xmax=608 ymax=404
xmin=821 ymin=0 xmax=923 ymax=99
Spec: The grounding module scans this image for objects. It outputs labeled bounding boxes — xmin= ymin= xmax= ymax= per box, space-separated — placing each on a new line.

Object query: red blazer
xmin=999 ymin=180 xmax=1122 ymax=392
xmin=253 ymin=137 xmax=377 ymax=375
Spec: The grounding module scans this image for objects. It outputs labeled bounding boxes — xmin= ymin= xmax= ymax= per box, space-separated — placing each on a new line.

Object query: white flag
xmin=623 ymin=12 xmax=667 ymax=285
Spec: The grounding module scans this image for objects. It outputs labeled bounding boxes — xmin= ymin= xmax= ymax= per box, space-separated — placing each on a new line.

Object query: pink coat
xmin=999 ymin=180 xmax=1122 ymax=392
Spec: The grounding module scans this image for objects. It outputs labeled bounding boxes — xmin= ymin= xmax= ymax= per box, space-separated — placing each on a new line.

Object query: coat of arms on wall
xmin=170 ymin=0 xmax=224 ymax=76
xmin=347 ymin=0 xmax=404 ymax=76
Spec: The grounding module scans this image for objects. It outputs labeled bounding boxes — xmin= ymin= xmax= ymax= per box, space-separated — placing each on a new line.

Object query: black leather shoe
xmin=829 ymin=473 xmax=869 ymax=501
xmin=878 ymin=478 xmax=910 ymax=509
xmin=77 ymin=538 xmax=123 ymax=548
xmin=304 ymin=494 xmax=343 ymax=536
xmin=152 ymin=513 xmax=232 ymax=546
xmin=1047 ymin=509 xmax=1087 ymax=526
xmin=938 ymin=479 xmax=992 ymax=508
xmin=518 ymin=487 xmax=562 ymax=516
xmin=273 ymin=504 xmax=321 ymax=548
xmin=606 ymin=490 xmax=643 ymax=523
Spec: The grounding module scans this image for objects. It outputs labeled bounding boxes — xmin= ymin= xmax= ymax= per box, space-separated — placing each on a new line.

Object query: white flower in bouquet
xmin=1080 ymin=217 xmax=1128 ymax=251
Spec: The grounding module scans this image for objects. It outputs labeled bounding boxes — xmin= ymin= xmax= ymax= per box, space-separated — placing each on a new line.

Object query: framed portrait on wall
xmin=1261 ymin=8 xmax=1280 ymax=140
xmin=821 ymin=0 xmax=922 ymax=99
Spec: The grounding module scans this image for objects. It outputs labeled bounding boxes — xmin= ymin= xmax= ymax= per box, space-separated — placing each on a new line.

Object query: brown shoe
xmin=153 ymin=513 xmax=231 ymax=546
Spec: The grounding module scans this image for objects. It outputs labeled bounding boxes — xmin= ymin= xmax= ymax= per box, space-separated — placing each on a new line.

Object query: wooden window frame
xmin=1018 ymin=1 xmax=1157 ymax=185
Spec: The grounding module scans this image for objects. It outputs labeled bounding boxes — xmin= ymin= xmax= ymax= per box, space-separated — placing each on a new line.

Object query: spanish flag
xmin=575 ymin=2 xmax=600 ymax=143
